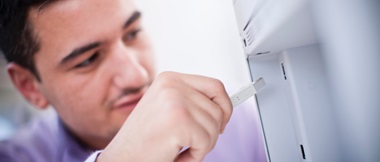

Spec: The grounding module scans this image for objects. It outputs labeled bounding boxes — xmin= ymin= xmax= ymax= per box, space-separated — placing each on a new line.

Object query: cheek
xmin=45 ymin=78 xmax=114 ymax=136
xmin=142 ymin=53 xmax=155 ymax=76
xmin=43 ymin=76 xmax=109 ymax=119
xmin=137 ymin=38 xmax=156 ymax=77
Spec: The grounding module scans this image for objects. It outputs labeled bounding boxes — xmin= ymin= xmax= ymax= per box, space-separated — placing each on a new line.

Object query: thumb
xmin=174 ymin=148 xmax=205 ymax=162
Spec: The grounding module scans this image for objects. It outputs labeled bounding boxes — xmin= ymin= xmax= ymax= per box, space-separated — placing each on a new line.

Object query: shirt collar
xmin=56 ymin=118 xmax=95 ymax=162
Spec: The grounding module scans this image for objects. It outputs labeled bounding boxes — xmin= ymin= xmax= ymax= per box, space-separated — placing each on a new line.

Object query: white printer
xmin=231 ymin=0 xmax=380 ymax=162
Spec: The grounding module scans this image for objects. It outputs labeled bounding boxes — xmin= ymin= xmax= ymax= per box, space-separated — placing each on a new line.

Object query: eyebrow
xmin=60 ymin=42 xmax=100 ymax=65
xmin=60 ymin=10 xmax=142 ymax=65
xmin=124 ymin=11 xmax=141 ymax=29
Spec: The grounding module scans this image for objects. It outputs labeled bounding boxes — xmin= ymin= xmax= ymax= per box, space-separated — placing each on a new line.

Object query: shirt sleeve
xmin=84 ymin=150 xmax=103 ymax=162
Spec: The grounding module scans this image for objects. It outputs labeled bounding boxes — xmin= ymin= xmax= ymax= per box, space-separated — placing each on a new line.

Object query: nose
xmin=111 ymin=42 xmax=149 ymax=90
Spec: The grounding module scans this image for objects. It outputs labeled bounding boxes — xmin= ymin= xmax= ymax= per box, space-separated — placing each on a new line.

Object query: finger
xmin=162 ymin=89 xmax=219 ymax=150
xmin=173 ymin=85 xmax=222 ymax=160
xmin=175 ymin=148 xmax=200 ymax=162
xmin=186 ymin=86 xmax=225 ymax=133
xmin=174 ymin=126 xmax=214 ymax=162
xmin=172 ymin=72 xmax=233 ymax=132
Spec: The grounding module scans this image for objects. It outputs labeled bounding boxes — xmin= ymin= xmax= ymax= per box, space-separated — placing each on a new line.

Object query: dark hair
xmin=0 ymin=0 xmax=56 ymax=81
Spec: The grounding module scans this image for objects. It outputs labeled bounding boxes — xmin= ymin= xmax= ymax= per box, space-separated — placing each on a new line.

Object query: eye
xmin=123 ymin=28 xmax=142 ymax=43
xmin=75 ymin=52 xmax=99 ymax=68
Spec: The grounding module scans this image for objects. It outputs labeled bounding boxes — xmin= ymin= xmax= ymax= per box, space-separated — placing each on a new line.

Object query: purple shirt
xmin=0 ymin=100 xmax=267 ymax=162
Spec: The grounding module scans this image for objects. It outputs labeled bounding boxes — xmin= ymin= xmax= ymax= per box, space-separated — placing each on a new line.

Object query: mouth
xmin=113 ymin=90 xmax=145 ymax=112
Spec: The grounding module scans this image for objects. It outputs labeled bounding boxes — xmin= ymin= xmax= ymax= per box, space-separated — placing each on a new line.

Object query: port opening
xmin=281 ymin=63 xmax=287 ymax=80
xmin=300 ymin=145 xmax=306 ymax=159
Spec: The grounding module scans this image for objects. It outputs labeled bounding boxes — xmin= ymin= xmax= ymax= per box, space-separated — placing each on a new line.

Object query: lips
xmin=113 ymin=90 xmax=145 ymax=111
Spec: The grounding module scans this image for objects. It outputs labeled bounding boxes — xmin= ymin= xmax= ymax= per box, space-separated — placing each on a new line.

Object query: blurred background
xmin=135 ymin=0 xmax=250 ymax=87
xmin=0 ymin=0 xmax=252 ymax=140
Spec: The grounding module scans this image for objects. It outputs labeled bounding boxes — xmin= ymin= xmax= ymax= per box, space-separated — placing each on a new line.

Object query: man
xmin=0 ymin=0 xmax=267 ymax=161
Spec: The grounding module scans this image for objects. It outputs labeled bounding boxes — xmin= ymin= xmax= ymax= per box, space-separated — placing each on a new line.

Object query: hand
xmin=97 ymin=72 xmax=233 ymax=162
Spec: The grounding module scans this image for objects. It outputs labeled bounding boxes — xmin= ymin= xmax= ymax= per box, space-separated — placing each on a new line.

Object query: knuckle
xmin=212 ymin=79 xmax=224 ymax=88
xmin=209 ymin=78 xmax=225 ymax=93
xmin=171 ymin=103 xmax=189 ymax=117
xmin=217 ymin=109 xmax=225 ymax=124
xmin=208 ymin=140 xmax=217 ymax=152
xmin=207 ymin=131 xmax=219 ymax=152
xmin=225 ymin=103 xmax=233 ymax=115
xmin=154 ymin=72 xmax=182 ymax=90
xmin=163 ymin=99 xmax=191 ymax=122
xmin=157 ymin=71 xmax=176 ymax=80
xmin=197 ymin=131 xmax=213 ymax=149
xmin=211 ymin=106 xmax=224 ymax=124
xmin=205 ymin=113 xmax=222 ymax=151
xmin=211 ymin=78 xmax=223 ymax=88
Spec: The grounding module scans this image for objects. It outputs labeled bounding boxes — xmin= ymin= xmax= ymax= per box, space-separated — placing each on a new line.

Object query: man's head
xmin=0 ymin=0 xmax=155 ymax=149
xmin=0 ymin=0 xmax=49 ymax=80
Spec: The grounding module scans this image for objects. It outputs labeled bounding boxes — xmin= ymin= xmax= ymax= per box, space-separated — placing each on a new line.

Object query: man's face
xmin=29 ymin=0 xmax=155 ymax=148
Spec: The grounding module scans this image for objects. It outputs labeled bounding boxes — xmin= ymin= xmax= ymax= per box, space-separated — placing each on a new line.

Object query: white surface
xmin=233 ymin=0 xmax=342 ymax=161
xmin=249 ymin=53 xmax=301 ymax=162
xmin=234 ymin=0 xmax=380 ymax=161
xmin=233 ymin=0 xmax=317 ymax=57
xmin=135 ymin=0 xmax=252 ymax=89
xmin=281 ymin=45 xmax=341 ymax=162
xmin=312 ymin=1 xmax=380 ymax=162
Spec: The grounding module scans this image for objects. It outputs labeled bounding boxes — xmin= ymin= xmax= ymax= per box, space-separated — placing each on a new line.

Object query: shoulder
xmin=0 ymin=111 xmax=59 ymax=162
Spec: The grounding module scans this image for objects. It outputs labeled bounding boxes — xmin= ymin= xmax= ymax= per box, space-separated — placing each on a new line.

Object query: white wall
xmin=135 ymin=0 xmax=251 ymax=90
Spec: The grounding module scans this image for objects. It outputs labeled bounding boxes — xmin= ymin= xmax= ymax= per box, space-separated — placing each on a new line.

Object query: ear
xmin=7 ymin=63 xmax=49 ymax=109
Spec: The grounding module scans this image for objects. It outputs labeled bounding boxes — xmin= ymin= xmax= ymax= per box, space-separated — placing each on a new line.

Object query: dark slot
xmin=243 ymin=18 xmax=252 ymax=31
xmin=256 ymin=51 xmax=270 ymax=55
xmin=300 ymin=145 xmax=306 ymax=159
xmin=281 ymin=63 xmax=287 ymax=80
xmin=243 ymin=39 xmax=247 ymax=47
